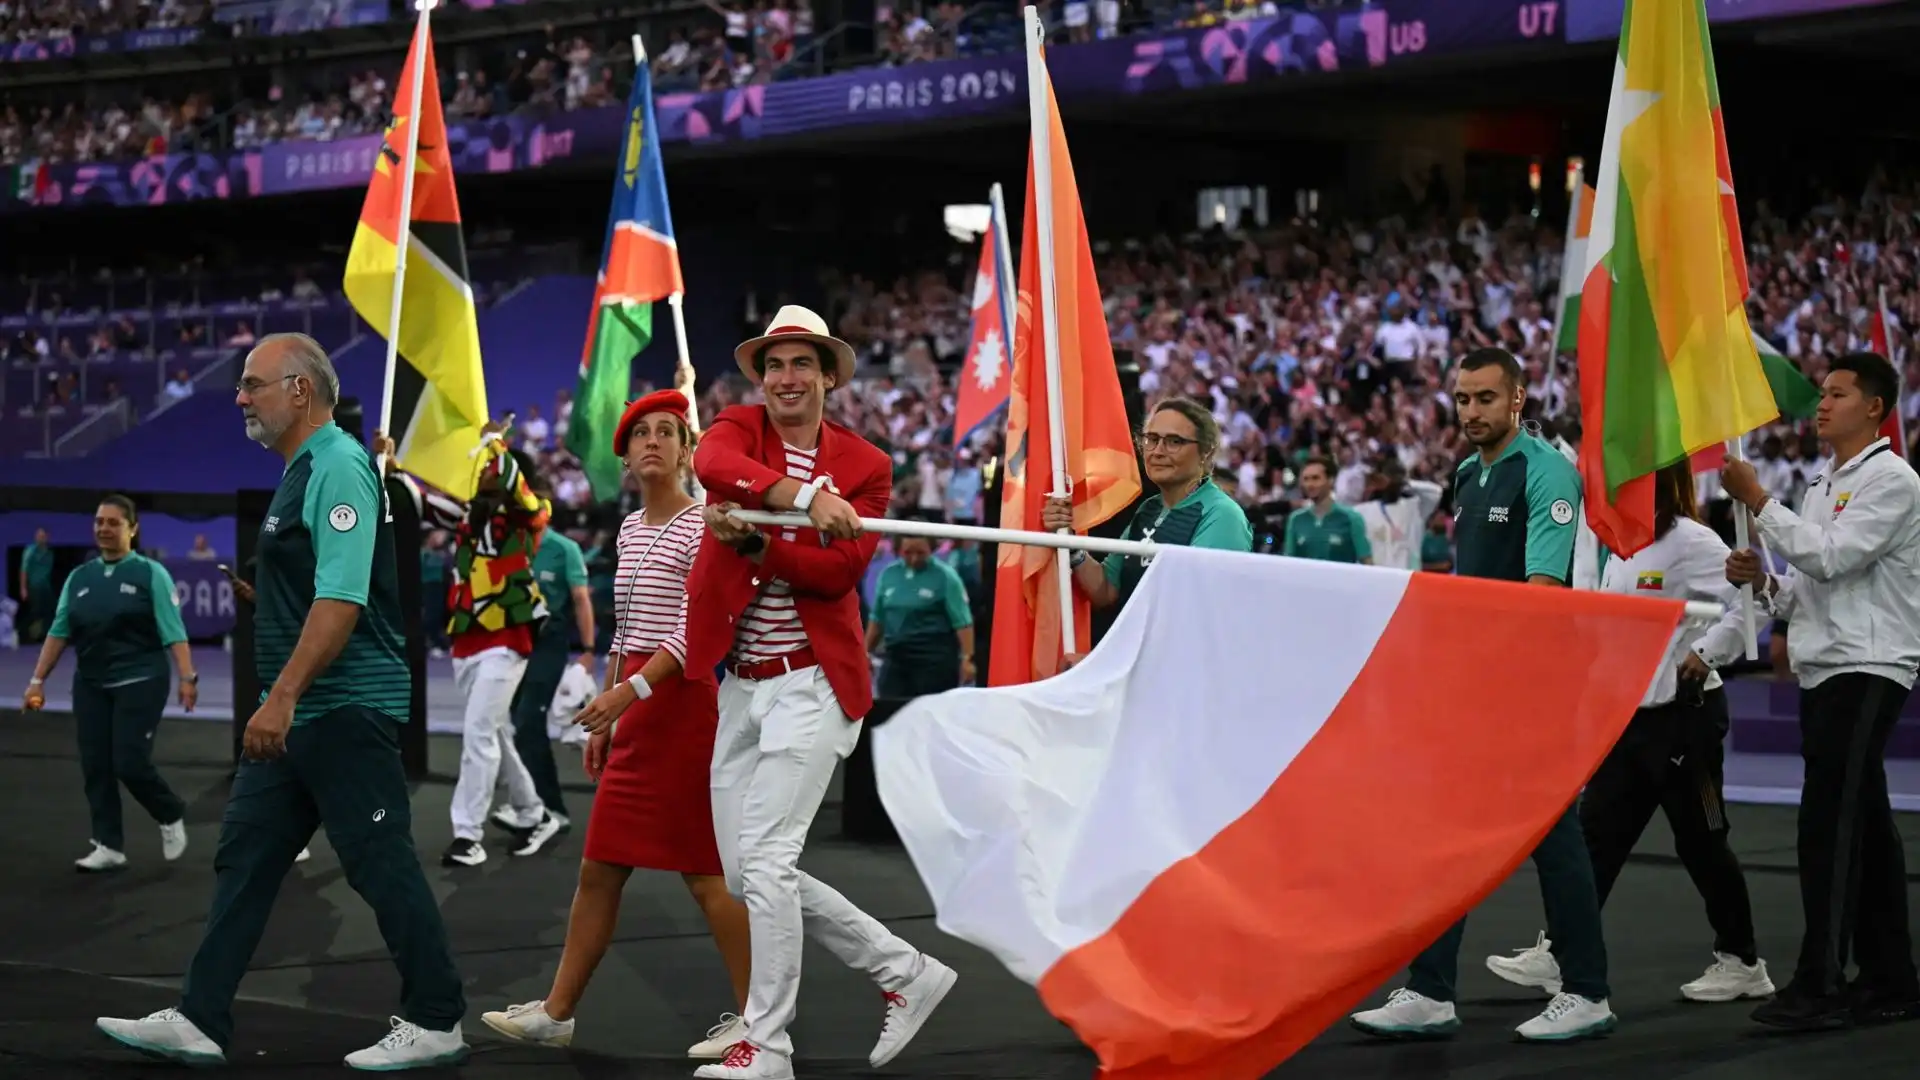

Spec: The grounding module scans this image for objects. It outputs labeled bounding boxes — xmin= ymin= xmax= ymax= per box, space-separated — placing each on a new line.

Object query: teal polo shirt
xmin=871 ymin=558 xmax=972 ymax=646
xmin=49 ymin=552 xmax=187 ymax=686
xmin=1283 ymin=501 xmax=1372 ymax=564
xmin=1102 ymin=479 xmax=1254 ymax=607
xmin=531 ymin=528 xmax=589 ymax=652
xmin=1451 ymin=430 xmax=1581 ymax=584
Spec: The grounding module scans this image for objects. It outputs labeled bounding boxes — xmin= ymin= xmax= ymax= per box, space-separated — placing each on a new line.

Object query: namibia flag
xmin=343 ymin=15 xmax=490 ymax=501
xmin=565 ymin=52 xmax=684 ymax=501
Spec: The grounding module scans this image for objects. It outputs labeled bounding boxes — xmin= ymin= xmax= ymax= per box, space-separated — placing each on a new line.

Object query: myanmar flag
xmin=1575 ymin=0 xmax=1779 ymax=557
xmin=565 ymin=55 xmax=684 ymax=501
xmin=343 ymin=15 xmax=490 ymax=501
xmin=987 ymin=54 xmax=1141 ymax=687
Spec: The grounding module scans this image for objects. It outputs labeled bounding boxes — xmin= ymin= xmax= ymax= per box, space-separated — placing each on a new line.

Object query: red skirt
xmin=582 ymin=655 xmax=723 ymax=875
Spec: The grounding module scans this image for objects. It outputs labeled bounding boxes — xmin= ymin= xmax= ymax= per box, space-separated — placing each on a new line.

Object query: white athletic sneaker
xmin=159 ymin=820 xmax=187 ymax=862
xmin=491 ymin=806 xmax=542 ymax=831
xmin=1680 ymin=953 xmax=1775 ymax=1002
xmin=295 ymin=847 xmax=312 ymax=863
xmin=512 ymin=813 xmax=566 ymax=857
xmin=96 ymin=1007 xmax=225 ymax=1065
xmin=76 ymin=841 xmax=127 ymax=873
xmin=693 ymin=1040 xmax=795 ymax=1079
xmin=343 ymin=1017 xmax=467 ymax=1070
xmin=1350 ymin=988 xmax=1461 ymax=1039
xmin=1515 ymin=992 xmax=1616 ymax=1041
xmin=480 ymin=1000 xmax=574 ymax=1047
xmin=688 ymin=1013 xmax=746 ymax=1059
xmin=870 ymin=955 xmax=957 ymax=1066
xmin=1487 ymin=930 xmax=1563 ymax=994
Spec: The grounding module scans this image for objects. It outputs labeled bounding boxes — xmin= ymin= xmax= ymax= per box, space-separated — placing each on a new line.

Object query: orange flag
xmin=987 ymin=62 xmax=1141 ymax=687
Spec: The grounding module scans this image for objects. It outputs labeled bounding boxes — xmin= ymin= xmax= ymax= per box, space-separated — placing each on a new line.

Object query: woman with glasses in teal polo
xmin=1041 ymin=397 xmax=1255 ymax=626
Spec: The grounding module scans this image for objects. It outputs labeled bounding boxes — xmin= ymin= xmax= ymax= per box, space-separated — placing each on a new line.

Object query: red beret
xmin=613 ymin=389 xmax=693 ymax=456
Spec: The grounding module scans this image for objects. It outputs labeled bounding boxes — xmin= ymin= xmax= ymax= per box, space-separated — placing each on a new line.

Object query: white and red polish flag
xmin=875 ymin=546 xmax=1685 ymax=1080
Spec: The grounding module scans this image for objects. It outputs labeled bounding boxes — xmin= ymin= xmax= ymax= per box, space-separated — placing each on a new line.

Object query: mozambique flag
xmin=343 ymin=16 xmax=490 ymax=501
xmin=1575 ymin=0 xmax=1779 ymax=557
xmin=987 ymin=56 xmax=1141 ymax=687
xmin=565 ymin=55 xmax=684 ymax=501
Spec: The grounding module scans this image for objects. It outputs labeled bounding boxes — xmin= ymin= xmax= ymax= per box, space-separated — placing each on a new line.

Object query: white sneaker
xmin=296 ymin=847 xmax=312 ymax=863
xmin=512 ymin=812 xmax=566 ymax=857
xmin=1515 ymin=992 xmax=1616 ymax=1041
xmin=159 ymin=820 xmax=188 ymax=862
xmin=480 ymin=1000 xmax=574 ymax=1047
xmin=76 ymin=841 xmax=127 ymax=873
xmin=1487 ymin=930 xmax=1563 ymax=994
xmin=343 ymin=1016 xmax=468 ymax=1070
xmin=491 ymin=806 xmax=542 ymax=831
xmin=688 ymin=1013 xmax=746 ymax=1059
xmin=693 ymin=1040 xmax=795 ymax=1079
xmin=870 ymin=955 xmax=957 ymax=1066
xmin=1350 ymin=988 xmax=1460 ymax=1039
xmin=96 ymin=1007 xmax=225 ymax=1065
xmin=1680 ymin=953 xmax=1775 ymax=1002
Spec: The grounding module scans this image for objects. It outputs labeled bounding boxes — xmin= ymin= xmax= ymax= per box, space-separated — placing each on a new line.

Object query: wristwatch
xmin=735 ymin=531 xmax=767 ymax=557
xmin=182 ymin=673 xmax=199 ymax=686
xmin=1069 ymin=550 xmax=1089 ymax=568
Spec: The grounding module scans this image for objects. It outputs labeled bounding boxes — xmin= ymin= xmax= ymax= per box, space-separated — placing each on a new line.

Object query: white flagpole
xmin=1021 ymin=5 xmax=1077 ymax=658
xmin=1729 ymin=435 xmax=1760 ymax=661
xmin=1544 ymin=165 xmax=1584 ymax=420
xmin=727 ymin=509 xmax=1730 ymax=627
xmin=987 ymin=181 xmax=1017 ymax=343
xmin=376 ymin=0 xmax=437 ymax=477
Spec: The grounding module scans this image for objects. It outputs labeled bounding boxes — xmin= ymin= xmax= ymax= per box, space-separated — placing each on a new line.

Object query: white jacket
xmin=1600 ymin=518 xmax=1752 ymax=707
xmin=1755 ymin=438 xmax=1920 ymax=690
xmin=1355 ymin=479 xmax=1444 ymax=571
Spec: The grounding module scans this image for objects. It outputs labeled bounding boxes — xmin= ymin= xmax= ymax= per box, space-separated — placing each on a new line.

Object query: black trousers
xmin=878 ymin=637 xmax=962 ymax=700
xmin=1580 ymin=689 xmax=1758 ymax=961
xmin=1793 ymin=672 xmax=1917 ymax=998
xmin=508 ymin=646 xmax=569 ymax=817
xmin=178 ymin=706 xmax=464 ymax=1050
xmin=1408 ymin=804 xmax=1610 ymax=1002
xmin=74 ymin=676 xmax=185 ymax=852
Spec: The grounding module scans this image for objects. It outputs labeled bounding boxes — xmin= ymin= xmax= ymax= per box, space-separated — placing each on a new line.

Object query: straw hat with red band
xmin=733 ymin=304 xmax=857 ymax=390
xmin=613 ymin=388 xmax=695 ymax=457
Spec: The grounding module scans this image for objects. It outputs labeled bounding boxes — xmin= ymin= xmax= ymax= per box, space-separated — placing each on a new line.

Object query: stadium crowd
xmin=489 ymin=171 xmax=1915 ymax=585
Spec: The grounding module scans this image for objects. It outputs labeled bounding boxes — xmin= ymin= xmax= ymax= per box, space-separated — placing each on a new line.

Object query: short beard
xmin=245 ymin=413 xmax=290 ymax=446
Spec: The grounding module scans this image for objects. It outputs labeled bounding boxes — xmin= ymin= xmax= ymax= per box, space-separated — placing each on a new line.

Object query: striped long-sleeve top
xmin=611 ymin=505 xmax=703 ymax=666
xmin=729 ymin=442 xmax=817 ymax=663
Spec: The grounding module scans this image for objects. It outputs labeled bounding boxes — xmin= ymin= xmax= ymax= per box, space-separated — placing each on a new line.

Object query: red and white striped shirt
xmin=730 ymin=443 xmax=817 ymax=663
xmin=610 ymin=505 xmax=703 ymax=666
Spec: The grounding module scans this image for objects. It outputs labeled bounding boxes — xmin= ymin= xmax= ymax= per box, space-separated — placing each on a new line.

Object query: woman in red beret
xmin=481 ymin=389 xmax=751 ymax=1059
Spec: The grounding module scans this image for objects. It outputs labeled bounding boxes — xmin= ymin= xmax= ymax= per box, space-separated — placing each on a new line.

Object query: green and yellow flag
xmin=1574 ymin=0 xmax=1779 ymax=556
xmin=343 ymin=14 xmax=490 ymax=501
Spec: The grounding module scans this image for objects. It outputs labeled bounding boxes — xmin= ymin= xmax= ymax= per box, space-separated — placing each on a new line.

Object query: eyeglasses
xmin=1137 ymin=433 xmax=1198 ymax=451
xmin=235 ymin=374 xmax=297 ymax=396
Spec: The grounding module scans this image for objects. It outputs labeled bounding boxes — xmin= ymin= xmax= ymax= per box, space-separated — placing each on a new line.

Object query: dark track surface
xmin=2 ymin=711 xmax=1914 ymax=1078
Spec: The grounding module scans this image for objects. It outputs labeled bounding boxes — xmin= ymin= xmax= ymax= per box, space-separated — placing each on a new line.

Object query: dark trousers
xmin=878 ymin=637 xmax=962 ymax=700
xmin=1580 ymin=689 xmax=1757 ymax=962
xmin=1408 ymin=805 xmax=1610 ymax=1002
xmin=422 ymin=585 xmax=448 ymax=652
xmin=178 ymin=706 xmax=464 ymax=1050
xmin=509 ymin=646 xmax=569 ymax=817
xmin=1792 ymin=673 xmax=1917 ymax=998
xmin=74 ymin=676 xmax=185 ymax=851
xmin=26 ymin=586 xmax=54 ymax=642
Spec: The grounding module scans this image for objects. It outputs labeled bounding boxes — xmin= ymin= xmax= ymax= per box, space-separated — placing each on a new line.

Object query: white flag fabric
xmin=874 ymin=545 xmax=1686 ymax=1080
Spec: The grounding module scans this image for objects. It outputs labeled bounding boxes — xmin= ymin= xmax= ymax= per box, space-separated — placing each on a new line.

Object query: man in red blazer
xmin=684 ymin=306 xmax=957 ymax=1080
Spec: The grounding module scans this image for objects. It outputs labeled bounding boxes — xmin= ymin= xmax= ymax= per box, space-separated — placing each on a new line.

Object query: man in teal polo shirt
xmin=497 ymin=501 xmax=594 ymax=855
xmin=95 ymin=333 xmax=466 ymax=1071
xmin=866 ymin=536 xmax=974 ymax=696
xmin=1351 ymin=346 xmax=1614 ymax=1044
xmin=1283 ymin=457 xmax=1373 ymax=564
xmin=21 ymin=528 xmax=55 ymax=642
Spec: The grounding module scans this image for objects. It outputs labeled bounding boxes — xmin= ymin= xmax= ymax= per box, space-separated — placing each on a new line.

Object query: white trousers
xmin=450 ymin=647 xmax=543 ymax=842
xmin=713 ymin=666 xmax=922 ymax=1056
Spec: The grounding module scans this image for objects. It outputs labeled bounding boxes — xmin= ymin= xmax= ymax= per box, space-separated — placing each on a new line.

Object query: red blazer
xmin=683 ymin=404 xmax=891 ymax=720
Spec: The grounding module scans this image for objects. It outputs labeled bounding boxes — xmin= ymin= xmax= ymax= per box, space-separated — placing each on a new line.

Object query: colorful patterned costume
xmin=403 ymin=439 xmax=551 ymax=640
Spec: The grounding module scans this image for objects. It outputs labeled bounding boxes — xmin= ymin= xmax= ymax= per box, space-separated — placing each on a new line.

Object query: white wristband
xmin=792 ymin=478 xmax=822 ymax=512
xmin=625 ymin=673 xmax=653 ymax=700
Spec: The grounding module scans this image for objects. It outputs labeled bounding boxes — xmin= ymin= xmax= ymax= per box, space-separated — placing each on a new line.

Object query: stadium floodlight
xmin=945 ymin=203 xmax=990 ymax=243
